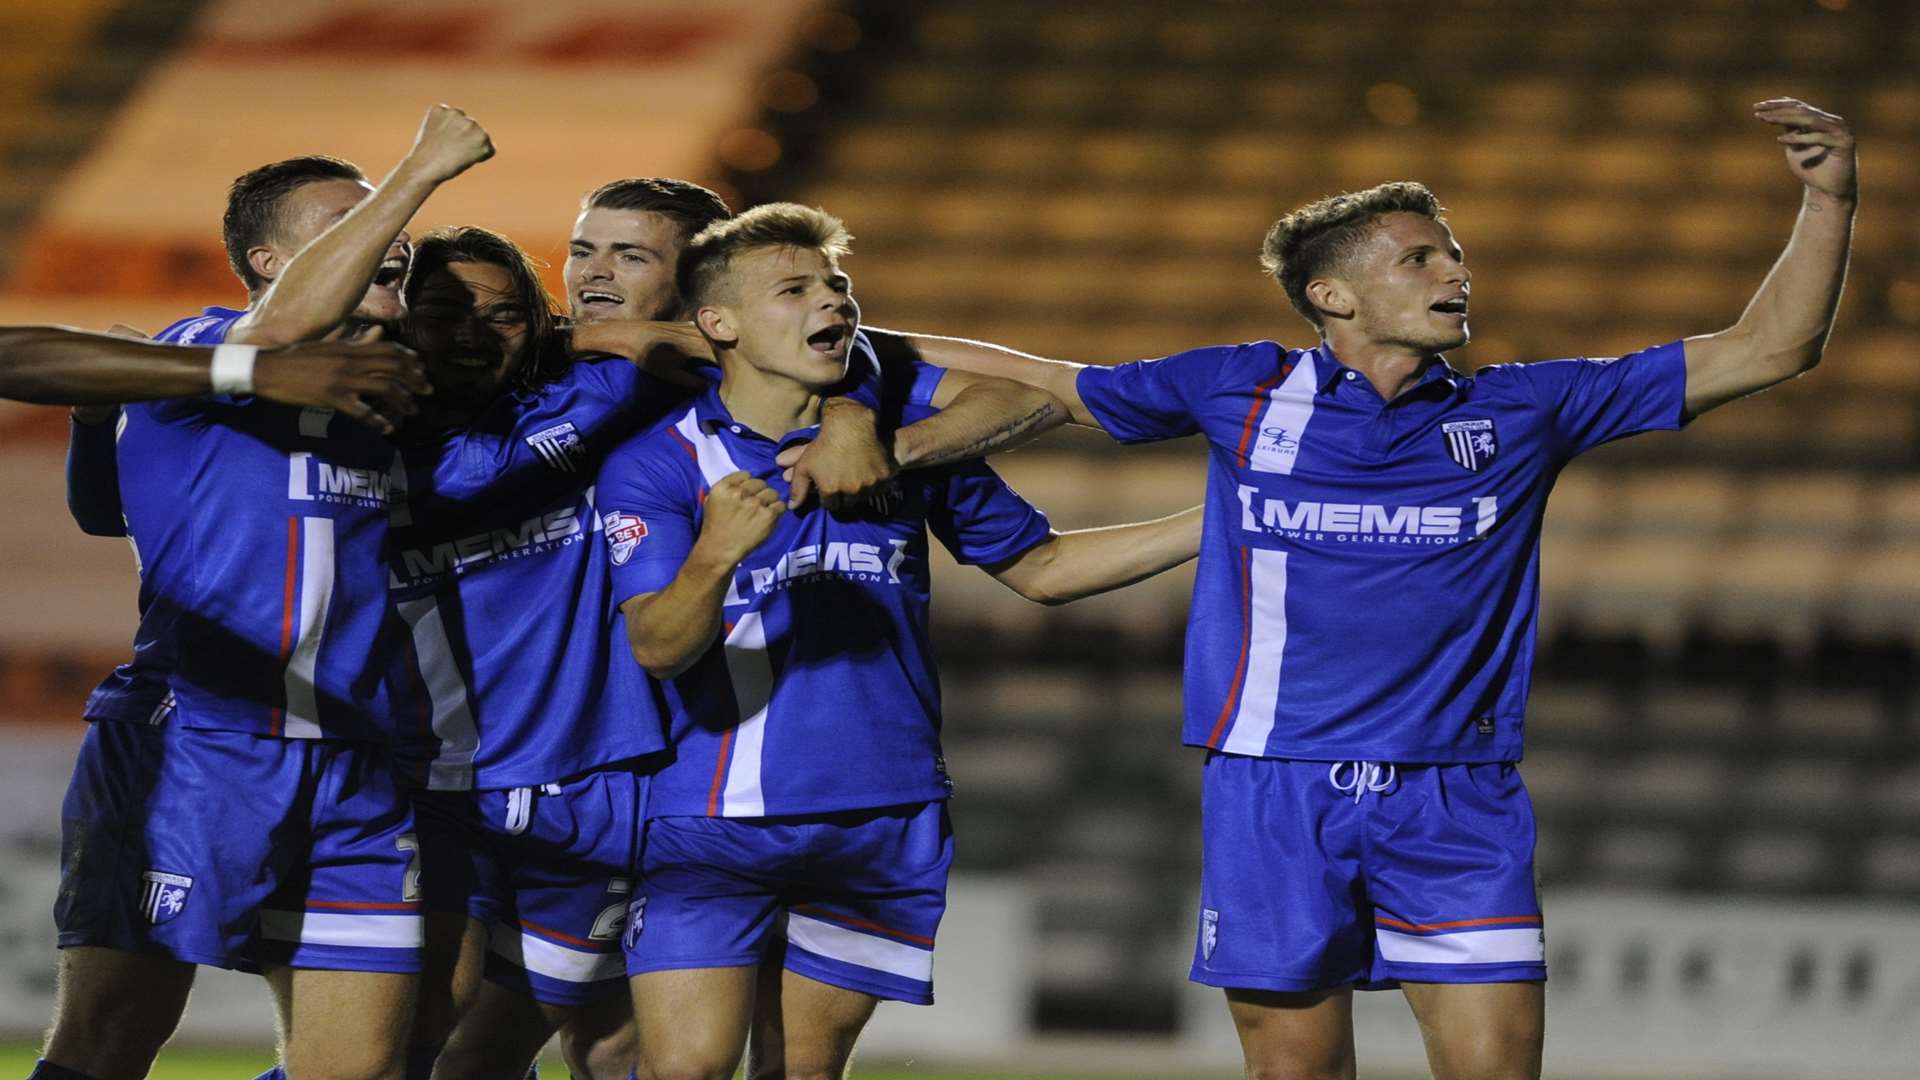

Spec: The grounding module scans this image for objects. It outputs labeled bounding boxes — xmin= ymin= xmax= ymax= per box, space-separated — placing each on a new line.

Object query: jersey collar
xmin=691 ymin=384 xmax=821 ymax=452
xmin=1310 ymin=344 xmax=1469 ymax=401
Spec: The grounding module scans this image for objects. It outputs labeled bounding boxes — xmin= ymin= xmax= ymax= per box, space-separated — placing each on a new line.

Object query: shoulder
xmin=154 ymin=307 xmax=245 ymax=345
xmin=601 ymin=408 xmax=700 ymax=480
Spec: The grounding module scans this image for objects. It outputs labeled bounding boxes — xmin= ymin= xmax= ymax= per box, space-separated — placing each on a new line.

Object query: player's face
xmin=406 ymin=260 xmax=532 ymax=407
xmin=714 ymin=245 xmax=858 ymax=390
xmin=275 ymin=178 xmax=411 ymax=326
xmin=1339 ymin=212 xmax=1471 ymax=354
xmin=565 ymin=208 xmax=684 ymax=323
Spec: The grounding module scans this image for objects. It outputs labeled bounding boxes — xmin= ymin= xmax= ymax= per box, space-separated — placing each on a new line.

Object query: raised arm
xmin=0 ymin=327 xmax=429 ymax=432
xmin=1682 ymin=98 xmax=1855 ymax=416
xmin=230 ymin=105 xmax=493 ymax=346
xmin=988 ymin=505 xmax=1202 ymax=605
xmin=619 ymin=471 xmax=784 ymax=678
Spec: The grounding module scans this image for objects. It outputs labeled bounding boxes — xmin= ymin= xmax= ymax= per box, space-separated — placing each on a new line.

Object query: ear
xmin=694 ymin=303 xmax=737 ymax=347
xmin=246 ymin=245 xmax=281 ymax=287
xmin=1305 ymin=277 xmax=1355 ymax=322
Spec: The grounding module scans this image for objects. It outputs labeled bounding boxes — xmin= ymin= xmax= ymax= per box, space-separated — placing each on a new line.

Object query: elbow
xmin=628 ymin=640 xmax=692 ymax=680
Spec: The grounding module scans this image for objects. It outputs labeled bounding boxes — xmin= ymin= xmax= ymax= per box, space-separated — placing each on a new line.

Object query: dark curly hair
xmin=1259 ymin=181 xmax=1446 ymax=331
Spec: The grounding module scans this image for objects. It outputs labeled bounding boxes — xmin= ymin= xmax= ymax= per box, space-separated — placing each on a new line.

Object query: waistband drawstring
xmin=1328 ymin=761 xmax=1396 ymax=802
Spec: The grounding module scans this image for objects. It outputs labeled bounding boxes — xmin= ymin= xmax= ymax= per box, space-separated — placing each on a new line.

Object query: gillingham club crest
xmin=1441 ymin=418 xmax=1498 ymax=472
xmin=525 ymin=421 xmax=587 ymax=473
xmin=1201 ymin=908 xmax=1220 ymax=960
xmin=140 ymin=870 xmax=193 ymax=925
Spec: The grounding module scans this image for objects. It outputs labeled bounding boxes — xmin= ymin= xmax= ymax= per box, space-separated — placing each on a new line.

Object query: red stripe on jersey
xmin=1204 ymin=546 xmax=1255 ymax=749
xmin=706 ymin=727 xmax=735 ymax=816
xmin=1232 ymin=361 xmax=1295 ymax=468
xmin=307 ymin=900 xmax=419 ymax=911
xmin=271 ymin=516 xmax=300 ymax=737
xmin=666 ymin=423 xmax=700 ymax=463
xmin=1376 ymin=914 xmax=1543 ymax=933
xmin=791 ymin=904 xmax=934 ymax=947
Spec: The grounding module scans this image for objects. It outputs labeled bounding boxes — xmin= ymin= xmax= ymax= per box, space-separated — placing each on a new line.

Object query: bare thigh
xmin=267 ymin=965 xmax=417 ymax=1080
xmin=1400 ymin=980 xmax=1544 ymax=1080
xmin=1225 ymin=986 xmax=1357 ymax=1080
xmin=42 ymin=946 xmax=196 ymax=1080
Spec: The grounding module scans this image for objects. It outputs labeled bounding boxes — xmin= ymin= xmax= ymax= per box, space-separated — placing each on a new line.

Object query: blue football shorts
xmin=1191 ymin=753 xmax=1546 ymax=993
xmin=626 ymin=801 xmax=951 ymax=1005
xmin=57 ymin=716 xmax=423 ymax=973
xmin=414 ymin=768 xmax=648 ymax=1006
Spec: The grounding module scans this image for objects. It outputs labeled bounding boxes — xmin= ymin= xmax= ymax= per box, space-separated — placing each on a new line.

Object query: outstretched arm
xmin=230 ymin=104 xmax=493 ymax=346
xmin=0 ymin=328 xmax=429 ymax=432
xmin=1682 ymin=98 xmax=1855 ymax=416
xmin=988 ymin=505 xmax=1202 ymax=605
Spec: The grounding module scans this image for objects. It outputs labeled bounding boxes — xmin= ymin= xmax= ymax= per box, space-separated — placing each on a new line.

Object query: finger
xmin=107 ymin=323 xmax=150 ymax=340
xmin=774 ymin=445 xmax=805 ymax=468
xmin=1776 ymin=130 xmax=1849 ymax=147
xmin=1753 ymin=106 xmax=1844 ymax=130
xmin=787 ymin=468 xmax=814 ymax=510
xmin=341 ymin=396 xmax=396 ymax=436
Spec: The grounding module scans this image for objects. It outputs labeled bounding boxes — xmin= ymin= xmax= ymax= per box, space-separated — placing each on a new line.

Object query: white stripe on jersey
xmin=719 ymin=611 xmax=775 ymax=817
xmin=258 ymin=909 xmax=423 ymax=949
xmin=673 ymin=410 xmax=742 ymax=489
xmin=282 ymin=517 xmax=335 ymax=739
xmin=397 ymin=596 xmax=479 ymax=790
xmin=1222 ymin=549 xmax=1289 ymax=756
xmin=1247 ymin=352 xmax=1319 ymax=475
xmin=488 ymin=921 xmax=624 ymax=983
xmin=787 ymin=912 xmax=933 ymax=983
xmin=1376 ymin=926 xmax=1544 ymax=965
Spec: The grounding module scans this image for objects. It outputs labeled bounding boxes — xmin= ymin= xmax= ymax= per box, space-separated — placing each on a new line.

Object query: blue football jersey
xmin=389 ymin=359 xmax=688 ymax=790
xmin=96 ymin=306 xmax=409 ymax=740
xmin=390 ymin=332 xmax=915 ymax=791
xmin=82 ymin=307 xmax=239 ymax=724
xmin=597 ymin=388 xmax=1048 ymax=818
xmin=1076 ymin=339 xmax=1688 ymax=762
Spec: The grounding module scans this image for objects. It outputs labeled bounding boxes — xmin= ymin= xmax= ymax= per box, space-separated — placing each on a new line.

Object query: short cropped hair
xmin=678 ymin=203 xmax=852 ymax=308
xmin=223 ymin=155 xmax=367 ymax=293
xmin=581 ymin=178 xmax=733 ymax=243
xmin=1259 ymin=181 xmax=1446 ymax=330
xmin=406 ymin=225 xmax=567 ymax=391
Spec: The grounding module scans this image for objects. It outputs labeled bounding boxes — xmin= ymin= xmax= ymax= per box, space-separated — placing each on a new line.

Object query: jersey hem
xmin=1186 ymin=737 xmax=1526 ymax=764
xmin=646 ymin=784 xmax=952 ymax=819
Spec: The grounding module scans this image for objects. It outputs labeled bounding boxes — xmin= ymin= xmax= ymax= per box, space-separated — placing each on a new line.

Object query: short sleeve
xmin=561 ymin=358 xmax=698 ymax=442
xmin=1517 ymin=341 xmax=1689 ymax=459
xmin=596 ymin=437 xmax=703 ymax=604
xmin=928 ymin=458 xmax=1054 ymax=566
xmin=1076 ymin=346 xmax=1230 ymax=444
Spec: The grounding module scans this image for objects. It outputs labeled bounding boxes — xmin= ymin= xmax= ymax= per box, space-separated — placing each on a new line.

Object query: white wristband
xmin=209 ymin=343 xmax=258 ymax=396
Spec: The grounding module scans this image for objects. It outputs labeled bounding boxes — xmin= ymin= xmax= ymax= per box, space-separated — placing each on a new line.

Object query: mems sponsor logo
xmin=390 ymin=496 xmax=595 ymax=587
xmin=726 ymin=538 xmax=909 ymax=604
xmin=287 ymin=451 xmax=394 ymax=509
xmin=1237 ymin=485 xmax=1498 ymax=546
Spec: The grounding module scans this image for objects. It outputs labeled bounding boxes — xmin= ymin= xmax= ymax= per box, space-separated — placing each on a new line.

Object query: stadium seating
xmin=738 ymin=0 xmax=1920 ymax=1029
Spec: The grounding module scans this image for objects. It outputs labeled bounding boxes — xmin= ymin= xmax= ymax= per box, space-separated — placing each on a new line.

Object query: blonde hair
xmin=678 ymin=202 xmax=852 ymax=306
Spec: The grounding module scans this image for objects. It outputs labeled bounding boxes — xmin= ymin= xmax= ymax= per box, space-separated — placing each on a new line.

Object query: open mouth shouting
xmin=806 ymin=323 xmax=851 ymax=355
xmin=576 ymin=289 xmax=625 ymax=315
xmin=1429 ymin=294 xmax=1469 ymax=319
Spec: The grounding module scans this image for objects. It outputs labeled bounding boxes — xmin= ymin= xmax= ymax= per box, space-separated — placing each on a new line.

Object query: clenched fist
xmin=404 ymin=104 xmax=494 ymax=184
xmin=693 ymin=471 xmax=786 ymax=565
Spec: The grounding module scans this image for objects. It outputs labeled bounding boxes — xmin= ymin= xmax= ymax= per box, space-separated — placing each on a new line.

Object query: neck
xmin=1321 ymin=329 xmax=1438 ymax=401
xmin=718 ymin=356 xmax=821 ymax=438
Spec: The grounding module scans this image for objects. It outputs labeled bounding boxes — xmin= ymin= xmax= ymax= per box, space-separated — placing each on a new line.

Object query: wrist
xmin=685 ymin=538 xmax=745 ymax=579
xmin=209 ymin=344 xmax=258 ymax=395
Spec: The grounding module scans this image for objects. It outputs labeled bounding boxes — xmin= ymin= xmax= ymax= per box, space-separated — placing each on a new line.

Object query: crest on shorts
xmin=623 ymin=895 xmax=648 ymax=951
xmin=605 ymin=512 xmax=649 ymax=566
xmin=1201 ymin=908 xmax=1220 ymax=960
xmin=140 ymin=870 xmax=193 ymax=925
xmin=1441 ymin=418 xmax=1498 ymax=472
xmin=526 ymin=421 xmax=586 ymax=473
